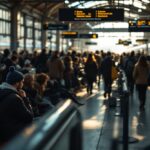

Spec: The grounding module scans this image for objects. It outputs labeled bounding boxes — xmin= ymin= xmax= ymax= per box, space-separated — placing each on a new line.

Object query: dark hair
xmin=36 ymin=73 xmax=49 ymax=85
xmin=138 ymin=55 xmax=148 ymax=67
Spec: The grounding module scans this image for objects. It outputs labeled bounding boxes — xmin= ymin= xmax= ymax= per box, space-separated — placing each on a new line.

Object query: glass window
xmin=0 ymin=9 xmax=2 ymax=19
xmin=26 ymin=18 xmax=33 ymax=27
xmin=2 ymin=21 xmax=5 ymax=34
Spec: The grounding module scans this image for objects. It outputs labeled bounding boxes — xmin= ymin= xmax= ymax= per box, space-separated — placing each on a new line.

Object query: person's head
xmin=3 ymin=49 xmax=10 ymax=57
xmin=35 ymin=73 xmax=49 ymax=95
xmin=11 ymin=55 xmax=19 ymax=64
xmin=24 ymin=74 xmax=35 ymax=88
xmin=138 ymin=55 xmax=148 ymax=67
xmin=6 ymin=66 xmax=24 ymax=90
xmin=36 ymin=73 xmax=49 ymax=88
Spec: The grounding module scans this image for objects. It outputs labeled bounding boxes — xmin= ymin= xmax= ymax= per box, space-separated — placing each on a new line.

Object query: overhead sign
xmin=85 ymin=42 xmax=97 ymax=45
xmin=59 ymin=8 xmax=124 ymax=21
xmin=61 ymin=31 xmax=78 ymax=38
xmin=128 ymin=20 xmax=150 ymax=32
xmin=117 ymin=39 xmax=131 ymax=45
xmin=136 ymin=39 xmax=148 ymax=43
xmin=43 ymin=24 xmax=69 ymax=30
xmin=61 ymin=32 xmax=98 ymax=39
xmin=79 ymin=34 xmax=98 ymax=39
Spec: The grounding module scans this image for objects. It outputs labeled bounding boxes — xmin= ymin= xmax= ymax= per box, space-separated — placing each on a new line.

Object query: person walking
xmin=133 ymin=55 xmax=150 ymax=111
xmin=84 ymin=53 xmax=98 ymax=94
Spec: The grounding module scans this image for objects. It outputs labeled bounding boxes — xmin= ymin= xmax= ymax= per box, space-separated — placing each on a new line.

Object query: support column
xmin=41 ymin=23 xmax=46 ymax=49
xmin=144 ymin=32 xmax=150 ymax=55
xmin=11 ymin=6 xmax=18 ymax=51
xmin=56 ymin=30 xmax=60 ymax=51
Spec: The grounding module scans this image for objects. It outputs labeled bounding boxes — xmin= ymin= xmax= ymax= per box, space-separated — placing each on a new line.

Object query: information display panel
xmin=61 ymin=31 xmax=78 ymax=38
xmin=43 ymin=24 xmax=69 ymax=30
xmin=79 ymin=34 xmax=98 ymax=38
xmin=129 ymin=20 xmax=150 ymax=32
xmin=59 ymin=8 xmax=124 ymax=21
xmin=61 ymin=32 xmax=98 ymax=39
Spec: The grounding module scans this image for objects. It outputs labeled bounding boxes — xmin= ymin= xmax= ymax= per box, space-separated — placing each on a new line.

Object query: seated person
xmin=23 ymin=73 xmax=40 ymax=117
xmin=34 ymin=73 xmax=54 ymax=114
xmin=0 ymin=66 xmax=33 ymax=144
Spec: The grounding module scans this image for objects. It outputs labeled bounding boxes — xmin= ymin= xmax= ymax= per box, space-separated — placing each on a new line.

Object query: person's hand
xmin=18 ymin=89 xmax=26 ymax=98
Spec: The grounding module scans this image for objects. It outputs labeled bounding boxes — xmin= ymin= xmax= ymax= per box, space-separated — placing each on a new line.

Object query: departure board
xmin=43 ymin=24 xmax=69 ymax=30
xmin=79 ymin=34 xmax=98 ymax=38
xmin=61 ymin=32 xmax=98 ymax=39
xmin=129 ymin=20 xmax=150 ymax=32
xmin=59 ymin=8 xmax=124 ymax=21
xmin=61 ymin=31 xmax=78 ymax=38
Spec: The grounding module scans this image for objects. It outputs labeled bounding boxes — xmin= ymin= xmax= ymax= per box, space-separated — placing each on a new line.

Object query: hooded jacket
xmin=0 ymin=82 xmax=33 ymax=143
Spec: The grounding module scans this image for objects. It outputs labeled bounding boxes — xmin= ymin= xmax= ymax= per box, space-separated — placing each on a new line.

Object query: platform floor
xmin=78 ymin=82 xmax=150 ymax=150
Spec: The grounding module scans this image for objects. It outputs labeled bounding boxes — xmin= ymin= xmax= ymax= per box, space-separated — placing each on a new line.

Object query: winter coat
xmin=85 ymin=61 xmax=98 ymax=81
xmin=133 ymin=63 xmax=150 ymax=85
xmin=0 ymin=83 xmax=33 ymax=142
xmin=47 ymin=57 xmax=65 ymax=80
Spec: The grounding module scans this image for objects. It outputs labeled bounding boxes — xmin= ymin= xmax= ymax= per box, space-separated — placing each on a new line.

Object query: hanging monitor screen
xmin=43 ymin=24 xmax=69 ymax=30
xmin=128 ymin=20 xmax=150 ymax=32
xmin=79 ymin=34 xmax=98 ymax=38
xmin=61 ymin=31 xmax=78 ymax=38
xmin=59 ymin=8 xmax=124 ymax=21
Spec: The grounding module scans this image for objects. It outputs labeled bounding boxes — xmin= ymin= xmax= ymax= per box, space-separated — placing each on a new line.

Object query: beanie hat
xmin=6 ymin=66 xmax=24 ymax=84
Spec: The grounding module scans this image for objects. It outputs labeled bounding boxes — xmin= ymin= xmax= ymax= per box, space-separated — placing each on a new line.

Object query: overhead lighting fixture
xmin=138 ymin=9 xmax=142 ymax=12
xmin=65 ymin=0 xmax=69 ymax=4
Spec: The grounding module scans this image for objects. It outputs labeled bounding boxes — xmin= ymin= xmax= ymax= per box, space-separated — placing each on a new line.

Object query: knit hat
xmin=6 ymin=66 xmax=24 ymax=84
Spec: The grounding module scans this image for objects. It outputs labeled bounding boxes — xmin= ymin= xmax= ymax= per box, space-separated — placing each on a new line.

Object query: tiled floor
xmin=78 ymin=82 xmax=150 ymax=150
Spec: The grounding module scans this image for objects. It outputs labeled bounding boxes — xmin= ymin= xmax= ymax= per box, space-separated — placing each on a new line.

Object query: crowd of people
xmin=0 ymin=48 xmax=150 ymax=145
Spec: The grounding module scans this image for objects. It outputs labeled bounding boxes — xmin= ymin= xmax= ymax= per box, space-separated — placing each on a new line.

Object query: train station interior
xmin=0 ymin=0 xmax=150 ymax=150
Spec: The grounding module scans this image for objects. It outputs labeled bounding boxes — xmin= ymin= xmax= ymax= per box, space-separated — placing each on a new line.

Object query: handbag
xmin=111 ymin=66 xmax=118 ymax=81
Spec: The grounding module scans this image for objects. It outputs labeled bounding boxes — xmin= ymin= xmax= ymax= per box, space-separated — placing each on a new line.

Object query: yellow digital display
xmin=59 ymin=8 xmax=124 ymax=21
xmin=129 ymin=20 xmax=150 ymax=32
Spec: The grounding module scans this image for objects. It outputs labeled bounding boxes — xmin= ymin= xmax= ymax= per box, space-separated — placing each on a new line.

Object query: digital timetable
xmin=128 ymin=20 xmax=150 ymax=32
xmin=59 ymin=8 xmax=124 ymax=21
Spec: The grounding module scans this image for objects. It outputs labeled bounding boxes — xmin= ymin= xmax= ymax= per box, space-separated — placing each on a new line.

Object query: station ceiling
xmin=0 ymin=0 xmax=150 ymax=31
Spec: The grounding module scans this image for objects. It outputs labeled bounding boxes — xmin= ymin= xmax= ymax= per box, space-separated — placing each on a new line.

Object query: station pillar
xmin=56 ymin=30 xmax=60 ymax=51
xmin=11 ymin=6 xmax=18 ymax=51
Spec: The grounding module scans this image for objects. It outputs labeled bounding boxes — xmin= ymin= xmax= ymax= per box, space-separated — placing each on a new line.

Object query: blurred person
xmin=21 ymin=59 xmax=33 ymax=74
xmin=133 ymin=56 xmax=150 ymax=111
xmin=0 ymin=66 xmax=33 ymax=143
xmin=125 ymin=51 xmax=136 ymax=95
xmin=63 ymin=55 xmax=73 ymax=90
xmin=34 ymin=73 xmax=54 ymax=114
xmin=101 ymin=52 xmax=113 ymax=98
xmin=84 ymin=53 xmax=98 ymax=94
xmin=35 ymin=73 xmax=50 ymax=96
xmin=23 ymin=73 xmax=40 ymax=116
xmin=36 ymin=48 xmax=48 ymax=73
xmin=47 ymin=51 xmax=65 ymax=85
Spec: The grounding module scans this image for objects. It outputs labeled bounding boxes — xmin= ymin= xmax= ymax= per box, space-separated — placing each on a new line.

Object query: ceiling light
xmin=138 ymin=9 xmax=142 ymax=12
xmin=65 ymin=0 xmax=69 ymax=4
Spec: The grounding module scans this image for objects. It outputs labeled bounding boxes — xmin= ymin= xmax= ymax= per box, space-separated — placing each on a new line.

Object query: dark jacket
xmin=0 ymin=83 xmax=33 ymax=142
xmin=85 ymin=61 xmax=98 ymax=81
xmin=101 ymin=56 xmax=112 ymax=81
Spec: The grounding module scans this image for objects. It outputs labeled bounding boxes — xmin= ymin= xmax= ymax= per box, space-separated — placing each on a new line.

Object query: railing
xmin=116 ymin=70 xmax=138 ymax=150
xmin=2 ymin=99 xmax=82 ymax=150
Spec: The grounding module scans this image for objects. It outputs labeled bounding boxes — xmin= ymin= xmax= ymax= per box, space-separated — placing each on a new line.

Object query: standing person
xmin=84 ymin=53 xmax=98 ymax=94
xmin=125 ymin=51 xmax=136 ymax=95
xmin=101 ymin=52 xmax=113 ymax=98
xmin=133 ymin=55 xmax=150 ymax=111
xmin=0 ymin=66 xmax=33 ymax=143
xmin=47 ymin=51 xmax=65 ymax=86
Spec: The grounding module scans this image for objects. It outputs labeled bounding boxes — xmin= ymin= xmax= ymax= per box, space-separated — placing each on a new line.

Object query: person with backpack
xmin=0 ymin=66 xmax=33 ymax=144
xmin=125 ymin=51 xmax=136 ymax=96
